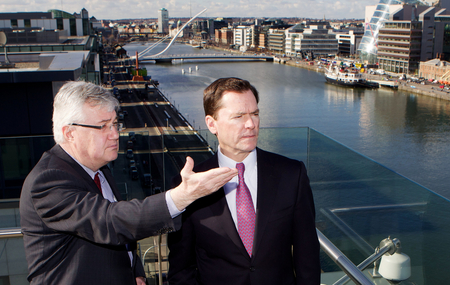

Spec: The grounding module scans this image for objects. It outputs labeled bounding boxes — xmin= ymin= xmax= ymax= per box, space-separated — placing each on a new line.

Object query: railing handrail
xmin=317 ymin=228 xmax=374 ymax=285
xmin=0 ymin=227 xmax=22 ymax=238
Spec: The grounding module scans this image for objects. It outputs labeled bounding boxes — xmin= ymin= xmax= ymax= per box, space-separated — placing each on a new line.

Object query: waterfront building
xmin=377 ymin=5 xmax=436 ymax=74
xmin=433 ymin=8 xmax=450 ymax=61
xmin=215 ymin=27 xmax=233 ymax=45
xmin=285 ymin=24 xmax=303 ymax=56
xmin=233 ymin=25 xmax=255 ymax=48
xmin=419 ymin=58 xmax=450 ymax=79
xmin=334 ymin=29 xmax=364 ymax=56
xmin=297 ymin=21 xmax=339 ymax=57
xmin=158 ymin=8 xmax=169 ymax=34
xmin=264 ymin=20 xmax=339 ymax=57
xmin=358 ymin=0 xmax=406 ymax=64
xmin=258 ymin=32 xmax=267 ymax=50
xmin=207 ymin=18 xmax=230 ymax=39
xmin=267 ymin=28 xmax=286 ymax=54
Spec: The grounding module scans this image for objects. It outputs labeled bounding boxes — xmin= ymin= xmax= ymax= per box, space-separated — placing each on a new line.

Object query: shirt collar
xmin=217 ymin=146 xmax=257 ymax=171
xmin=60 ymin=146 xmax=101 ymax=180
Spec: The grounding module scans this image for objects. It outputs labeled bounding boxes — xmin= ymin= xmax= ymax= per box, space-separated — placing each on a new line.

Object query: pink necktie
xmin=94 ymin=172 xmax=102 ymax=195
xmin=236 ymin=162 xmax=255 ymax=257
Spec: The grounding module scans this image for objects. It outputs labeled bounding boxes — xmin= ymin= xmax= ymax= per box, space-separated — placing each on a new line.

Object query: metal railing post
xmin=317 ymin=229 xmax=375 ymax=285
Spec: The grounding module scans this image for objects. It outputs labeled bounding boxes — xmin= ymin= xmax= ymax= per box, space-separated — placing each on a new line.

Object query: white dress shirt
xmin=218 ymin=146 xmax=258 ymax=229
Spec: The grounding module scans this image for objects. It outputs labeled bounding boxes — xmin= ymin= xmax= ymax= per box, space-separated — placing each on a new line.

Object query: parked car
xmin=128 ymin=131 xmax=136 ymax=142
xmin=130 ymin=169 xmax=139 ymax=180
xmin=126 ymin=149 xmax=133 ymax=159
xmin=143 ymin=174 xmax=152 ymax=188
xmin=126 ymin=140 xmax=134 ymax=150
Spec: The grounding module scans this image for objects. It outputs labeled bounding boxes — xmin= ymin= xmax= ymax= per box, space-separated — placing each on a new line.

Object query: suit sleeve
xmin=134 ymin=255 xmax=146 ymax=279
xmin=167 ymin=175 xmax=198 ymax=285
xmin=293 ymin=162 xmax=321 ymax=285
xmin=27 ymin=168 xmax=178 ymax=245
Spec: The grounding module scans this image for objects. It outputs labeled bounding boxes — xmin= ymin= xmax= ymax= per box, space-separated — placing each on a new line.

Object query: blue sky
xmin=0 ymin=0 xmax=377 ymax=20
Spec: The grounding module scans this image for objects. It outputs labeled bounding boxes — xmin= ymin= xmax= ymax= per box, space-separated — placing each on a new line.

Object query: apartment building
xmin=215 ymin=27 xmax=233 ymax=45
xmin=267 ymin=29 xmax=285 ymax=54
xmin=233 ymin=25 xmax=255 ymax=47
xmin=285 ymin=24 xmax=304 ymax=56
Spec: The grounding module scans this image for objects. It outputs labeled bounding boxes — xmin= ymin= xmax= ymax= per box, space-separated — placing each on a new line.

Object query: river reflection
xmin=127 ymin=42 xmax=450 ymax=199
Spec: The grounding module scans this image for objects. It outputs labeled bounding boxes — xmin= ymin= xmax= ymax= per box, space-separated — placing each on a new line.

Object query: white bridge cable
xmin=138 ymin=35 xmax=171 ymax=57
xmin=133 ymin=8 xmax=207 ymax=59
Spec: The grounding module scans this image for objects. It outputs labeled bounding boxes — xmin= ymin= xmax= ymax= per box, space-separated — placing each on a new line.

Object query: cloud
xmin=0 ymin=0 xmax=376 ymax=19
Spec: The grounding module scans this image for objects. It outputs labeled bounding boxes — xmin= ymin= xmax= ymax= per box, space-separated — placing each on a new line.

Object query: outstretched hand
xmin=170 ymin=156 xmax=237 ymax=211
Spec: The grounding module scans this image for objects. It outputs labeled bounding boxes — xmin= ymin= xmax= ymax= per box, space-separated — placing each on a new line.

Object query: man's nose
xmin=245 ymin=116 xmax=256 ymax=129
xmin=109 ymin=126 xmax=120 ymax=139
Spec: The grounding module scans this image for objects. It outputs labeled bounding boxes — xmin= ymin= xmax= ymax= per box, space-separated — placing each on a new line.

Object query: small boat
xmin=325 ymin=65 xmax=379 ymax=88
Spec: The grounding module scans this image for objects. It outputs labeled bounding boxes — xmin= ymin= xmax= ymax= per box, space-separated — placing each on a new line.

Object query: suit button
xmin=250 ymin=266 xmax=255 ymax=272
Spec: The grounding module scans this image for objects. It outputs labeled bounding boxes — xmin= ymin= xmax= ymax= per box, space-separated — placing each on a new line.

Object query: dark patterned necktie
xmin=94 ymin=172 xmax=102 ymax=195
xmin=236 ymin=162 xmax=255 ymax=257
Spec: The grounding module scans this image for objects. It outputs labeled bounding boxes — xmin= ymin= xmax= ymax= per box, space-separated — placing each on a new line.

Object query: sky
xmin=0 ymin=0 xmax=379 ymax=20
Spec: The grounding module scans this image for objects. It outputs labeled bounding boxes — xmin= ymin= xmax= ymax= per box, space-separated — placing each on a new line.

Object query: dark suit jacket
xmin=168 ymin=148 xmax=320 ymax=285
xmin=20 ymin=145 xmax=180 ymax=285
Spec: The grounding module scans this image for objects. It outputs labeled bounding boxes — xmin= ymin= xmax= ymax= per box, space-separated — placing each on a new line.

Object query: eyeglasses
xmin=70 ymin=121 xmax=122 ymax=132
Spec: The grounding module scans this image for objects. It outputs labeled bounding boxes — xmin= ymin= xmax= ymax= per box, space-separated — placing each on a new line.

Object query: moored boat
xmin=325 ymin=65 xmax=379 ymax=88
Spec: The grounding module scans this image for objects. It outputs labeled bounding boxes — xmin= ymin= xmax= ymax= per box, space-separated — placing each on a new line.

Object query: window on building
xmin=24 ymin=19 xmax=31 ymax=28
xmin=57 ymin=18 xmax=63 ymax=30
xmin=11 ymin=19 xmax=17 ymax=27
xmin=70 ymin=19 xmax=76 ymax=36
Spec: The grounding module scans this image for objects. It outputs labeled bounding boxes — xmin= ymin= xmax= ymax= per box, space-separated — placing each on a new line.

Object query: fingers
xmin=180 ymin=156 xmax=194 ymax=177
xmin=205 ymin=167 xmax=238 ymax=187
xmin=198 ymin=167 xmax=238 ymax=195
xmin=171 ymin=165 xmax=237 ymax=211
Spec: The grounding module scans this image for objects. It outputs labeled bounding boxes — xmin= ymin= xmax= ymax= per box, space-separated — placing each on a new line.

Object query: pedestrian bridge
xmin=138 ymin=53 xmax=274 ymax=64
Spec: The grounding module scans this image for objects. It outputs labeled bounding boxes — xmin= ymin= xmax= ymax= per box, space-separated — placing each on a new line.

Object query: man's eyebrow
xmin=98 ymin=117 xmax=116 ymax=124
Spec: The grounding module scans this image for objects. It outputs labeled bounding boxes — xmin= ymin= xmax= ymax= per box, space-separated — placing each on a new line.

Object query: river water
xmin=125 ymin=42 xmax=450 ymax=199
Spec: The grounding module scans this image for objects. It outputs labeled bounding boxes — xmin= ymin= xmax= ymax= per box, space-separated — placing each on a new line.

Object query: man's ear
xmin=62 ymin=125 xmax=74 ymax=142
xmin=205 ymin=115 xmax=217 ymax=135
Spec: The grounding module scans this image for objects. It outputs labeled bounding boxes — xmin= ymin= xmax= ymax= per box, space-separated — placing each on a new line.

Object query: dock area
xmin=103 ymin=54 xmax=214 ymax=283
xmin=104 ymin=62 xmax=212 ymax=199
xmin=368 ymin=79 xmax=398 ymax=89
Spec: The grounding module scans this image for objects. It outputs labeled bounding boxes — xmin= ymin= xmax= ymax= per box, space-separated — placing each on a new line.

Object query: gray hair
xmin=52 ymin=81 xmax=119 ymax=144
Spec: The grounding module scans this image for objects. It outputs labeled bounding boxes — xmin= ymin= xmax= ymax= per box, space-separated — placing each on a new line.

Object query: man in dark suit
xmin=168 ymin=77 xmax=320 ymax=285
xmin=19 ymin=81 xmax=237 ymax=285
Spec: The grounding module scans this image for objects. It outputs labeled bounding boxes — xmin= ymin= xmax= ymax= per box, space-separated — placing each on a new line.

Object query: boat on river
xmin=325 ymin=65 xmax=379 ymax=88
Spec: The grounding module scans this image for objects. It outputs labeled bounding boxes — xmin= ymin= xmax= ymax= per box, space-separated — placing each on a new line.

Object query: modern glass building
xmin=358 ymin=0 xmax=419 ymax=64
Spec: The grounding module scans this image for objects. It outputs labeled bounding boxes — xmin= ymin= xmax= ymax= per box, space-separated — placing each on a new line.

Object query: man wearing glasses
xmin=19 ymin=81 xmax=237 ymax=285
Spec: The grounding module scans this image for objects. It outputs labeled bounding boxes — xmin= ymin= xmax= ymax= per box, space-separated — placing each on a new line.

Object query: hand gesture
xmin=171 ymin=156 xmax=237 ymax=210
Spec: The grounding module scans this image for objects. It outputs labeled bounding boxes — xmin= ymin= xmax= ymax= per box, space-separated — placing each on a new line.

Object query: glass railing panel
xmin=0 ymin=136 xmax=55 ymax=200
xmin=201 ymin=127 xmax=447 ymax=285
xmin=3 ymin=128 xmax=450 ymax=284
xmin=306 ymin=128 xmax=433 ymax=284
xmin=199 ymin=127 xmax=309 ymax=164
xmin=0 ymin=236 xmax=28 ymax=284
xmin=0 ymin=200 xmax=20 ymax=229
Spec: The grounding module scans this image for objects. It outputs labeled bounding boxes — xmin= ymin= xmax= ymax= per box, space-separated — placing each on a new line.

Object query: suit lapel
xmin=252 ymin=148 xmax=279 ymax=258
xmin=209 ymin=190 xmax=250 ymax=259
xmin=53 ymin=145 xmax=114 ymax=197
xmin=101 ymin=165 xmax=122 ymax=201
xmin=53 ymin=145 xmax=103 ymax=195
xmin=200 ymin=154 xmax=250 ymax=259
